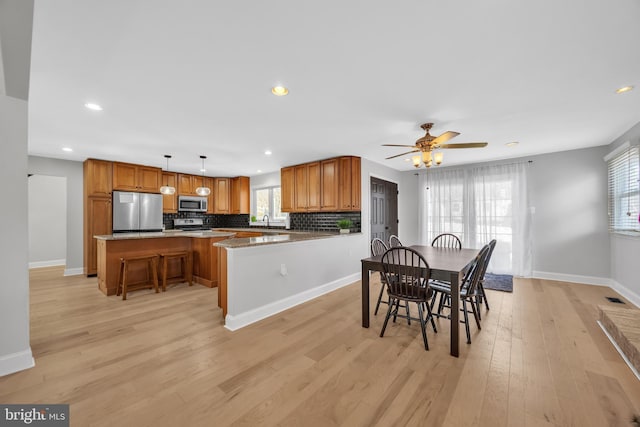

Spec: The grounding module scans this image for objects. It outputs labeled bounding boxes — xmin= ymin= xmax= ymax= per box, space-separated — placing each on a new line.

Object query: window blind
xmin=607 ymin=145 xmax=640 ymax=232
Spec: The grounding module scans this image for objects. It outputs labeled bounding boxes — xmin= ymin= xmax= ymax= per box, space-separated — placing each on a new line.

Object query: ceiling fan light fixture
xmin=160 ymin=154 xmax=176 ymax=195
xmin=412 ymin=155 xmax=421 ymax=168
xmin=422 ymin=151 xmax=433 ymax=167
xmin=433 ymin=152 xmax=443 ymax=165
xmin=195 ymin=155 xmax=211 ymax=196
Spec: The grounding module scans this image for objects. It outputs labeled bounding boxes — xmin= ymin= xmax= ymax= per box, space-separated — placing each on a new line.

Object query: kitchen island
xmin=94 ymin=230 xmax=236 ymax=295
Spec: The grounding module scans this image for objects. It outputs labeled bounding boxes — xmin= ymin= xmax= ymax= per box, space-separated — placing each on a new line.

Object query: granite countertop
xmin=94 ymin=230 xmax=237 ymax=240
xmin=213 ymin=231 xmax=360 ymax=248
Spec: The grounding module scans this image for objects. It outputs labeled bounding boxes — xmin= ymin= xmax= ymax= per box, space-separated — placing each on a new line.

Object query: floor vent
xmin=605 ymin=297 xmax=625 ymax=304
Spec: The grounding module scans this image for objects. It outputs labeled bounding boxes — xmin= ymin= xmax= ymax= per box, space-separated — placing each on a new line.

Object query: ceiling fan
xmin=383 ymin=123 xmax=488 ymax=167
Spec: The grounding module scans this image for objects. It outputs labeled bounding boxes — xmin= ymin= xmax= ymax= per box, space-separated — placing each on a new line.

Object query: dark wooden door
xmin=370 ymin=177 xmax=398 ymax=243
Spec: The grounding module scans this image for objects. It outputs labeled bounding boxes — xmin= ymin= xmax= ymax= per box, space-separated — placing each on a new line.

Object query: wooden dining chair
xmin=428 ymin=243 xmax=490 ymax=344
xmin=380 ymin=246 xmax=437 ymax=351
xmin=475 ymin=239 xmax=497 ymax=316
xmin=388 ymin=235 xmax=402 ymax=248
xmin=431 ymin=233 xmax=462 ymax=249
xmin=371 ymin=238 xmax=390 ymax=315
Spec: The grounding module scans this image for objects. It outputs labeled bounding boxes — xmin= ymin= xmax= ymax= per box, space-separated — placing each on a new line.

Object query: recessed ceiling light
xmin=62 ymin=147 xmax=73 ymax=152
xmin=615 ymin=85 xmax=634 ymax=94
xmin=200 ymin=168 xmax=206 ymax=172
xmin=84 ymin=103 xmax=103 ymax=111
xmin=271 ymin=86 xmax=289 ymax=96
xmin=256 ymin=169 xmax=262 ymax=173
xmin=505 ymin=141 xmax=519 ymax=147
xmin=404 ymin=158 xmax=410 ymax=162
xmin=264 ymin=150 xmax=272 ymax=155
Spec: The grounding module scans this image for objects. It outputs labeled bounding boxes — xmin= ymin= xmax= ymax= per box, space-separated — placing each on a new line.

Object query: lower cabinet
xmin=192 ymin=236 xmax=228 ymax=287
xmin=84 ymin=196 xmax=112 ymax=275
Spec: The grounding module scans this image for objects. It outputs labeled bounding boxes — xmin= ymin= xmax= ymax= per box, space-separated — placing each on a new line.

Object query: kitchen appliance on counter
xmin=178 ymin=196 xmax=208 ymax=212
xmin=112 ymin=191 xmax=163 ymax=233
xmin=173 ymin=218 xmax=210 ymax=231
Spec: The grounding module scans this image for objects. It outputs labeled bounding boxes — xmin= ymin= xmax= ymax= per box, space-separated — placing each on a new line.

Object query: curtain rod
xmin=413 ymin=159 xmax=533 ymax=175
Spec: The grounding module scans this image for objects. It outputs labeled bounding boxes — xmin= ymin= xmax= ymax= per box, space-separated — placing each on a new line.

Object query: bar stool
xmin=116 ymin=255 xmax=160 ymax=300
xmin=158 ymin=251 xmax=193 ymax=291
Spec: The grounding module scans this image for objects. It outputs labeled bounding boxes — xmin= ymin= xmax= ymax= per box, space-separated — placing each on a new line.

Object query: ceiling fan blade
xmin=382 ymin=144 xmax=420 ymax=148
xmin=438 ymin=142 xmax=488 ymax=149
xmin=385 ymin=149 xmax=419 ymax=160
xmin=431 ymin=131 xmax=460 ymax=145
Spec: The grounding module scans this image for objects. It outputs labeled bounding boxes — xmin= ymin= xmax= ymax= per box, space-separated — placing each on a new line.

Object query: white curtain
xmin=419 ymin=162 xmax=532 ymax=276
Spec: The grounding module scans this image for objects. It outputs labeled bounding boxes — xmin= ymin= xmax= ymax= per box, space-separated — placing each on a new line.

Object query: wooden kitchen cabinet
xmin=214 ymin=178 xmax=230 ymax=214
xmin=281 ymin=166 xmax=295 ymax=212
xmin=113 ymin=162 xmax=161 ymax=193
xmin=161 ymin=172 xmax=178 ymax=213
xmin=84 ymin=196 xmax=112 ymax=275
xmin=281 ymin=156 xmax=361 ymax=213
xmin=84 ymin=159 xmax=112 ymax=197
xmin=231 ymin=176 xmax=250 ymax=214
xmin=320 ymin=159 xmax=339 ymax=211
xmin=204 ymin=177 xmax=215 ymax=214
xmin=294 ymin=162 xmax=320 ymax=211
xmin=338 ymin=156 xmax=361 ymax=210
xmin=178 ymin=173 xmax=209 ymax=196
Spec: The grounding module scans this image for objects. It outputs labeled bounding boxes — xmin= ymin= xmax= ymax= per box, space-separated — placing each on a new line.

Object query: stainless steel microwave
xmin=178 ymin=196 xmax=208 ymax=212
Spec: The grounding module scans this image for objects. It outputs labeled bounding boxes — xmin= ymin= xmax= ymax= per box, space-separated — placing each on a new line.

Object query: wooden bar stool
xmin=116 ymin=255 xmax=159 ymax=300
xmin=158 ymin=251 xmax=193 ymax=291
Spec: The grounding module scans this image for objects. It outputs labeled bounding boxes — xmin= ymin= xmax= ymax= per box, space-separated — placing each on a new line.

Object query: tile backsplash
xmin=163 ymin=212 xmax=249 ymax=229
xmin=289 ymin=211 xmax=361 ymax=232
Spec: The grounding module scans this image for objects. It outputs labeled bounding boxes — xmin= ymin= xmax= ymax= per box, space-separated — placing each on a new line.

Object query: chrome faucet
xmin=262 ymin=214 xmax=270 ymax=228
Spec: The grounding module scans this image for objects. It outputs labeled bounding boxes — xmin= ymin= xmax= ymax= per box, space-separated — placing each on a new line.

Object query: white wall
xmin=607 ymin=121 xmax=640 ymax=306
xmin=0 ymin=0 xmax=34 ymax=377
xmin=0 ymin=94 xmax=33 ymax=376
xmin=399 ymin=145 xmax=611 ymax=281
xmin=28 ymin=174 xmax=66 ymax=267
xmin=28 ymin=156 xmax=83 ymax=275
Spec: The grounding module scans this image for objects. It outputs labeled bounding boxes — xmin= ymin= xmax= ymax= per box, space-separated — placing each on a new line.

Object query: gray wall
xmin=607 ymin=121 xmax=640 ymax=303
xmin=0 ymin=0 xmax=34 ymax=377
xmin=28 ymin=174 xmax=66 ymax=265
xmin=0 ymin=94 xmax=32 ymax=375
xmin=28 ymin=156 xmax=83 ymax=274
xmin=399 ymin=145 xmax=611 ymax=280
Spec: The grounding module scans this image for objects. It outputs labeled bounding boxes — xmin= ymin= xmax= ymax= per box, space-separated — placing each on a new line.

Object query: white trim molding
xmin=609 ymin=279 xmax=640 ymax=309
xmin=63 ymin=267 xmax=83 ymax=276
xmin=28 ymin=259 xmax=65 ymax=269
xmin=0 ymin=348 xmax=34 ymax=377
xmin=532 ymin=270 xmax=612 ymax=287
xmin=225 ymin=273 xmax=359 ymax=331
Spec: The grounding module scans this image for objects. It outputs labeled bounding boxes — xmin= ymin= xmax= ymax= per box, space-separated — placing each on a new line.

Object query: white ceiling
xmin=27 ymin=0 xmax=640 ymax=177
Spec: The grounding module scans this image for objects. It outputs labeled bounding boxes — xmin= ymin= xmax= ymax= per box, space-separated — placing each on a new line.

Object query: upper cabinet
xmin=281 ymin=156 xmax=361 ymax=213
xmin=231 ymin=176 xmax=250 ymax=214
xmin=338 ymin=156 xmax=361 ymax=210
xmin=214 ymin=178 xmax=230 ymax=214
xmin=161 ymin=172 xmax=178 ymax=213
xmin=178 ymin=173 xmax=205 ymax=196
xmin=84 ymin=159 xmax=112 ymax=197
xmin=113 ymin=162 xmax=161 ymax=193
xmin=293 ymin=162 xmax=320 ymax=212
xmin=281 ymin=167 xmax=295 ymax=212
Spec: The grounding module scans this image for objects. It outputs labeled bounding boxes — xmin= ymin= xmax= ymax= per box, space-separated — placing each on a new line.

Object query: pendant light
xmin=160 ymin=154 xmax=176 ymax=195
xmin=195 ymin=155 xmax=211 ymax=196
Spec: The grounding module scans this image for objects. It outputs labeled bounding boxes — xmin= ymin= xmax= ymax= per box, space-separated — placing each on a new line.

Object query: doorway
xmin=28 ymin=175 xmax=67 ymax=268
xmin=370 ymin=177 xmax=398 ymax=243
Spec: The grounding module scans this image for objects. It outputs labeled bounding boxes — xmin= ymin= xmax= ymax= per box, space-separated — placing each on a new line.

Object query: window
xmin=607 ymin=143 xmax=640 ymax=233
xmin=252 ymin=186 xmax=286 ymax=221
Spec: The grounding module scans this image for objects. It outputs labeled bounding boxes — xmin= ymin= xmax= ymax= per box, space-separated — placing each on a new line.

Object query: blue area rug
xmin=483 ymin=273 xmax=513 ymax=292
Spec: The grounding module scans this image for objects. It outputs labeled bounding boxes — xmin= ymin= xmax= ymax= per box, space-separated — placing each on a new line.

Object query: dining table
xmin=360 ymin=245 xmax=480 ymax=357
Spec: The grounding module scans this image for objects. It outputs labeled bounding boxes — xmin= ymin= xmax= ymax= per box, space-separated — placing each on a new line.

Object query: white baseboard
xmin=63 ymin=267 xmax=83 ymax=276
xmin=0 ymin=348 xmax=34 ymax=377
xmin=532 ymin=271 xmax=640 ymax=309
xmin=28 ymin=259 xmax=65 ymax=269
xmin=225 ymin=272 xmax=360 ymax=331
xmin=609 ymin=279 xmax=640 ymax=309
xmin=532 ymin=271 xmax=612 ymax=287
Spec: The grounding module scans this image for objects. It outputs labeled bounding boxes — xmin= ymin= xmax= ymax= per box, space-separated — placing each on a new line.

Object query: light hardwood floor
xmin=1 ymin=267 xmax=639 ymax=426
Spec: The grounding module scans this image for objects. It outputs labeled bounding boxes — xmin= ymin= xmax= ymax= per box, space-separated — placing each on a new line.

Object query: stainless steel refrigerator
xmin=112 ymin=191 xmax=163 ymax=233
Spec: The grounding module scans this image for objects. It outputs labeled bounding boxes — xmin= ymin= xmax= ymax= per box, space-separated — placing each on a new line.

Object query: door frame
xmin=368 ymin=173 xmax=399 ymax=244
